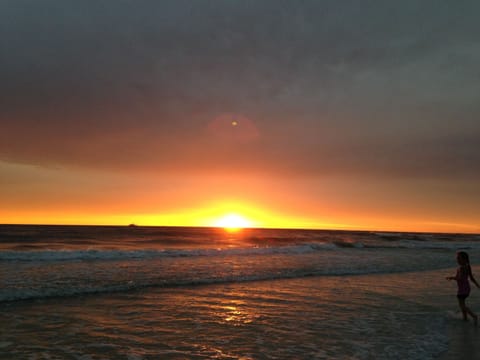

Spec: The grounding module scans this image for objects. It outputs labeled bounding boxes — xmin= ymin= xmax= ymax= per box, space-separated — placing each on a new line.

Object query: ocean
xmin=1 ymin=225 xmax=480 ymax=359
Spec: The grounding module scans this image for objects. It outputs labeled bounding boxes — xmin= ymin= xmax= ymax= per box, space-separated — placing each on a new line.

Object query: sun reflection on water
xmin=216 ymin=301 xmax=259 ymax=326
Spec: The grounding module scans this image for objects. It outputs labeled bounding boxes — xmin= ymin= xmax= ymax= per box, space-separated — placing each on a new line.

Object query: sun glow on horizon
xmin=213 ymin=213 xmax=253 ymax=232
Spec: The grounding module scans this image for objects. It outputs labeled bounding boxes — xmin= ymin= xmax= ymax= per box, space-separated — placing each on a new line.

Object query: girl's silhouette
xmin=446 ymin=251 xmax=480 ymax=324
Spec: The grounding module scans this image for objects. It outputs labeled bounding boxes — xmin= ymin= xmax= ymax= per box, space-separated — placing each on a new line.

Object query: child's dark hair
xmin=457 ymin=251 xmax=470 ymax=264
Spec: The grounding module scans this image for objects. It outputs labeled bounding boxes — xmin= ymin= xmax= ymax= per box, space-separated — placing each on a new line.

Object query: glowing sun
xmin=214 ymin=213 xmax=252 ymax=232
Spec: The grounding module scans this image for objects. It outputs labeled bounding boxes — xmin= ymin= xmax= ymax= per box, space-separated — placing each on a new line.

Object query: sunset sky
xmin=1 ymin=1 xmax=479 ymax=233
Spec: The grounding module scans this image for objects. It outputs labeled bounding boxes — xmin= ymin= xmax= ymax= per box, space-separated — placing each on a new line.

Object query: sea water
xmin=1 ymin=225 xmax=479 ymax=359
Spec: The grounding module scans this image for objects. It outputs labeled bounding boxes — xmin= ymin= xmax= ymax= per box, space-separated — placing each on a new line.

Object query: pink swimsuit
xmin=456 ymin=265 xmax=471 ymax=296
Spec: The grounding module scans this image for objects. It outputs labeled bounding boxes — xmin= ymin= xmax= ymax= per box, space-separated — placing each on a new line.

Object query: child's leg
xmin=465 ymin=303 xmax=478 ymax=325
xmin=458 ymin=297 xmax=478 ymax=324
xmin=457 ymin=297 xmax=468 ymax=321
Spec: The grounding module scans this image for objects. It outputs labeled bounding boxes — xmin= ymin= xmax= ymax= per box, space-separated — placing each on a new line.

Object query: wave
xmin=373 ymin=232 xmax=480 ymax=242
xmin=0 ymin=243 xmax=337 ymax=262
xmin=0 ymin=264 xmax=422 ymax=303
xmin=2 ymin=239 xmax=480 ymax=262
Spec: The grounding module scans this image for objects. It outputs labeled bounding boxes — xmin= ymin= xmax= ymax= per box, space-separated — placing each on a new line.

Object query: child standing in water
xmin=446 ymin=251 xmax=480 ymax=324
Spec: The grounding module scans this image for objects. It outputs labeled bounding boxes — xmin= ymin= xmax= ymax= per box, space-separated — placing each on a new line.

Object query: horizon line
xmin=0 ymin=223 xmax=478 ymax=236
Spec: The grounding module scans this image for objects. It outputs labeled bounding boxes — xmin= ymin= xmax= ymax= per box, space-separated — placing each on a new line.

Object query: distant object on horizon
xmin=128 ymin=224 xmax=138 ymax=228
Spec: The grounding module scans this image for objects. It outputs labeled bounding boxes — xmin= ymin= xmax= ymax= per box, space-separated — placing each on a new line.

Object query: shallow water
xmin=2 ymin=269 xmax=470 ymax=359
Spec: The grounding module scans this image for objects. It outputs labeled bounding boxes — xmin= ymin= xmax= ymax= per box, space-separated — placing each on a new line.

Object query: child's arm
xmin=446 ymin=268 xmax=459 ymax=280
xmin=468 ymin=266 xmax=480 ymax=288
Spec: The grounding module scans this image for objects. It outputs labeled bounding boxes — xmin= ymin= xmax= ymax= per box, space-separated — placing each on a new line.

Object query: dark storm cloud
xmin=1 ymin=0 xmax=480 ymax=177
